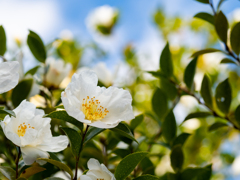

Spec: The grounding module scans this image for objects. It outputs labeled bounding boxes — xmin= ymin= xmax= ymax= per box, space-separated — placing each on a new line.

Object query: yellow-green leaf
xmin=0 ymin=25 xmax=7 ymax=56
xmin=19 ymin=166 xmax=45 ymax=179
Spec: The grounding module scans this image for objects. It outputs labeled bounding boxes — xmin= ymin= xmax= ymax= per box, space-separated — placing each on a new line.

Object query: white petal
xmin=79 ymin=175 xmax=93 ymax=180
xmin=13 ymin=100 xmax=36 ymax=120
xmin=88 ymin=158 xmax=101 ymax=170
xmin=21 ymin=146 xmax=49 ymax=165
xmin=0 ymin=61 xmax=19 ymax=94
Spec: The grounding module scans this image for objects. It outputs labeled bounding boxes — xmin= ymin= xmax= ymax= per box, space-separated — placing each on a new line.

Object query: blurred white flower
xmin=45 ymin=57 xmax=72 ymax=88
xmin=0 ymin=61 xmax=19 ymax=94
xmin=0 ymin=100 xmax=69 ymax=165
xmin=93 ymin=62 xmax=113 ymax=87
xmin=79 ymin=158 xmax=116 ymax=180
xmin=86 ymin=5 xmax=119 ymax=35
xmin=61 ymin=70 xmax=134 ymax=128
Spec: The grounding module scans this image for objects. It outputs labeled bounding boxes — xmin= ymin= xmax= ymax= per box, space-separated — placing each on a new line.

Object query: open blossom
xmin=0 ymin=100 xmax=69 ymax=165
xmin=0 ymin=61 xmax=19 ymax=94
xmin=61 ymin=70 xmax=134 ymax=128
xmin=45 ymin=57 xmax=72 ymax=88
xmin=80 ymin=158 xmax=116 ymax=180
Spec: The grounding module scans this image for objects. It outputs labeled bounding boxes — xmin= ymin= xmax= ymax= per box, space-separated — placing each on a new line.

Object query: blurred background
xmin=1 ymin=0 xmax=240 ymax=179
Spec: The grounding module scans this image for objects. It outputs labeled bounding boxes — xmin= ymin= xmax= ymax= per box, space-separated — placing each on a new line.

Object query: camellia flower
xmin=45 ymin=57 xmax=72 ymax=88
xmin=61 ymin=70 xmax=134 ymax=128
xmin=0 ymin=100 xmax=69 ymax=165
xmin=79 ymin=158 xmax=116 ymax=180
xmin=0 ymin=61 xmax=19 ymax=94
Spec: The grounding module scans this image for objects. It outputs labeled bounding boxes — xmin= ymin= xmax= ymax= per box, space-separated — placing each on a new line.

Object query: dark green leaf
xmin=180 ymin=164 xmax=212 ymax=180
xmin=230 ymin=22 xmax=240 ymax=55
xmin=184 ymin=57 xmax=198 ymax=90
xmin=147 ymin=71 xmax=167 ymax=79
xmin=0 ymin=25 xmax=7 ymax=56
xmin=111 ymin=123 xmax=137 ymax=143
xmin=11 ymin=79 xmax=33 ymax=107
xmin=46 ymin=111 xmax=83 ymax=132
xmin=130 ymin=114 xmax=144 ymax=130
xmin=170 ymin=145 xmax=184 ymax=172
xmin=159 ymin=77 xmax=178 ymax=100
xmin=160 ymin=42 xmax=173 ymax=77
xmin=220 ymin=58 xmax=238 ymax=65
xmin=215 ymin=78 xmax=232 ymax=114
xmin=195 ymin=0 xmax=209 ymax=4
xmin=45 ymin=178 xmax=65 ymax=180
xmin=172 ymin=133 xmax=191 ymax=147
xmin=0 ymin=166 xmax=16 ymax=180
xmin=194 ymin=12 xmax=214 ymax=25
xmin=208 ymin=122 xmax=228 ymax=131
xmin=234 ymin=105 xmax=240 ymax=126
xmin=152 ymin=88 xmax=168 ymax=120
xmin=133 ymin=174 xmax=159 ymax=180
xmin=162 ymin=110 xmax=176 ymax=143
xmin=27 ymin=30 xmax=46 ymax=63
xmin=139 ymin=157 xmax=155 ymax=175
xmin=201 ymin=74 xmax=213 ymax=108
xmin=113 ymin=149 xmax=131 ymax=158
xmin=215 ymin=11 xmax=229 ymax=43
xmin=184 ymin=112 xmax=212 ymax=122
xmin=25 ymin=66 xmax=40 ymax=76
xmin=191 ymin=48 xmax=221 ymax=57
xmin=61 ymin=127 xmax=81 ymax=157
xmin=84 ymin=127 xmax=105 ymax=144
xmin=115 ymin=152 xmax=148 ymax=180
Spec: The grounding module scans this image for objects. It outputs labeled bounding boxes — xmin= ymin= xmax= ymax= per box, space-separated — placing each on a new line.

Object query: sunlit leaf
xmin=208 ymin=122 xmax=228 ymax=131
xmin=170 ymin=145 xmax=184 ymax=172
xmin=215 ymin=11 xmax=229 ymax=43
xmin=160 ymin=42 xmax=173 ymax=77
xmin=194 ymin=12 xmax=214 ymax=25
xmin=201 ymin=74 xmax=213 ymax=108
xmin=19 ymin=166 xmax=45 ymax=179
xmin=0 ymin=25 xmax=7 ymax=56
xmin=191 ymin=48 xmax=221 ymax=58
xmin=162 ymin=110 xmax=176 ymax=143
xmin=184 ymin=57 xmax=198 ymax=90
xmin=230 ymin=22 xmax=240 ymax=55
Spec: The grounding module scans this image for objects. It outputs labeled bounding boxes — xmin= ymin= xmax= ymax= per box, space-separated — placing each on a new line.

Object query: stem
xmin=15 ymin=146 xmax=21 ymax=179
xmin=73 ymin=125 xmax=89 ymax=180
xmin=0 ymin=55 xmax=7 ymax=62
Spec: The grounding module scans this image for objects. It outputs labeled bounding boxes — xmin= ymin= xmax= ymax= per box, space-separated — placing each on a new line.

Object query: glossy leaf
xmin=170 ymin=145 xmax=184 ymax=172
xmin=111 ymin=123 xmax=137 ymax=143
xmin=115 ymin=152 xmax=148 ymax=180
xmin=172 ymin=133 xmax=191 ymax=147
xmin=0 ymin=25 xmax=7 ymax=56
xmin=191 ymin=48 xmax=221 ymax=57
xmin=230 ymin=22 xmax=240 ymax=55
xmin=46 ymin=111 xmax=83 ymax=132
xmin=160 ymin=42 xmax=173 ymax=77
xmin=37 ymin=158 xmax=73 ymax=179
xmin=184 ymin=57 xmax=198 ymax=90
xmin=0 ymin=166 xmax=16 ymax=180
xmin=215 ymin=11 xmax=229 ymax=43
xmin=61 ymin=127 xmax=82 ymax=157
xmin=11 ymin=79 xmax=33 ymax=107
xmin=184 ymin=112 xmax=212 ymax=122
xmin=27 ymin=30 xmax=46 ymax=63
xmin=215 ymin=79 xmax=232 ymax=114
xmin=130 ymin=114 xmax=144 ymax=130
xmin=208 ymin=122 xmax=228 ymax=132
xmin=84 ymin=127 xmax=105 ymax=144
xmin=201 ymin=74 xmax=213 ymax=108
xmin=133 ymin=174 xmax=159 ymax=180
xmin=194 ymin=12 xmax=214 ymax=25
xmin=19 ymin=166 xmax=45 ymax=179
xmin=162 ymin=110 xmax=176 ymax=143
xmin=25 ymin=65 xmax=40 ymax=76
xmin=220 ymin=58 xmax=238 ymax=65
xmin=152 ymin=88 xmax=168 ymax=120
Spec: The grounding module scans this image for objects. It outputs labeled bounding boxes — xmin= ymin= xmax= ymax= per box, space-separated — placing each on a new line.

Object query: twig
xmin=15 ymin=146 xmax=21 ymax=179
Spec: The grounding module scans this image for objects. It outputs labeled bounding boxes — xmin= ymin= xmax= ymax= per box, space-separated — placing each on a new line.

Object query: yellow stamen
xmin=17 ymin=123 xmax=35 ymax=137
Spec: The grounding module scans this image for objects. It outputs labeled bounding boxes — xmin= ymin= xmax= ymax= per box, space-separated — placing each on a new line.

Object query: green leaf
xmin=0 ymin=109 xmax=16 ymax=117
xmin=152 ymin=88 xmax=168 ymax=120
xmin=230 ymin=22 xmax=240 ymax=55
xmin=194 ymin=12 xmax=214 ymax=25
xmin=130 ymin=114 xmax=144 ymax=130
xmin=19 ymin=166 xmax=45 ymax=179
xmin=201 ymin=74 xmax=213 ymax=108
xmin=195 ymin=0 xmax=209 ymax=4
xmin=147 ymin=71 xmax=167 ymax=79
xmin=234 ymin=105 xmax=240 ymax=126
xmin=191 ymin=48 xmax=221 ymax=57
xmin=183 ymin=112 xmax=212 ymax=122
xmin=180 ymin=164 xmax=212 ymax=180
xmin=84 ymin=127 xmax=105 ymax=144
xmin=111 ymin=123 xmax=137 ymax=143
xmin=37 ymin=158 xmax=73 ymax=179
xmin=17 ymin=178 xmax=27 ymax=180
xmin=217 ymin=0 xmax=227 ymax=12
xmin=220 ymin=58 xmax=238 ymax=65
xmin=159 ymin=77 xmax=178 ymax=100
xmin=113 ymin=149 xmax=131 ymax=158
xmin=27 ymin=30 xmax=46 ymax=63
xmin=215 ymin=11 xmax=229 ymax=43
xmin=215 ymin=78 xmax=232 ymax=114
xmin=115 ymin=152 xmax=148 ymax=180
xmin=61 ymin=127 xmax=81 ymax=157
xmin=160 ymin=42 xmax=173 ymax=77
xmin=208 ymin=122 xmax=228 ymax=131
xmin=55 ymin=105 xmax=65 ymax=109
xmin=172 ymin=133 xmax=191 ymax=147
xmin=46 ymin=111 xmax=83 ymax=132
xmin=25 ymin=66 xmax=40 ymax=76
xmin=0 ymin=25 xmax=7 ymax=56
xmin=184 ymin=57 xmax=198 ymax=90
xmin=45 ymin=178 xmax=65 ymax=180
xmin=132 ymin=174 xmax=159 ymax=180
xmin=0 ymin=166 xmax=15 ymax=180
xmin=162 ymin=110 xmax=176 ymax=143
xmin=11 ymin=79 xmax=33 ymax=107
xmin=139 ymin=157 xmax=155 ymax=175
xmin=170 ymin=145 xmax=184 ymax=172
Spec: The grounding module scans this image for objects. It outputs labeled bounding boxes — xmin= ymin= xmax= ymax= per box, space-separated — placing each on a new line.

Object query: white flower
xmin=61 ymin=70 xmax=134 ymax=128
xmin=45 ymin=57 xmax=72 ymax=88
xmin=79 ymin=158 xmax=116 ymax=180
xmin=0 ymin=100 xmax=69 ymax=165
xmin=0 ymin=61 xmax=19 ymax=94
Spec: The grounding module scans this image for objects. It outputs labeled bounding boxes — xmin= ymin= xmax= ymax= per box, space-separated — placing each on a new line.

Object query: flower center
xmin=97 ymin=179 xmax=104 ymax=180
xmin=17 ymin=122 xmax=35 ymax=137
xmin=82 ymin=96 xmax=109 ymax=121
